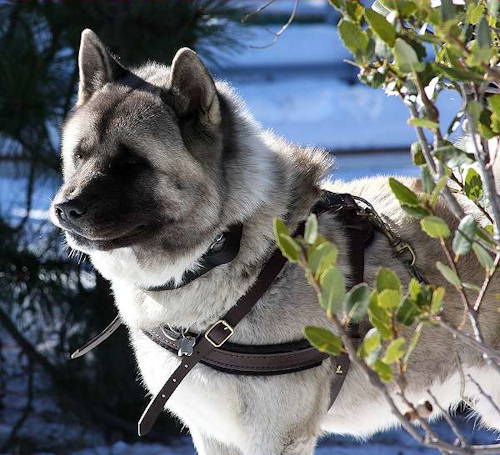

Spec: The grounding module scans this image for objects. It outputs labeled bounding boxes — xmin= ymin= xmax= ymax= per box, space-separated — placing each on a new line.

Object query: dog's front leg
xmin=190 ymin=427 xmax=242 ymax=455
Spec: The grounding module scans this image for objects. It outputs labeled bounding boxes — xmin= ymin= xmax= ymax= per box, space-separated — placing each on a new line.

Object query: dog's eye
xmin=74 ymin=153 xmax=83 ymax=165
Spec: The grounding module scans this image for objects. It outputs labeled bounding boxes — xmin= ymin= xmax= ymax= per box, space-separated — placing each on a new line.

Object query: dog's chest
xmin=131 ymin=330 xmax=246 ymax=443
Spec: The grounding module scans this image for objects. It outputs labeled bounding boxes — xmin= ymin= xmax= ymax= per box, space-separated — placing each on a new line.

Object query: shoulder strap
xmin=138 ymin=233 xmax=300 ymax=436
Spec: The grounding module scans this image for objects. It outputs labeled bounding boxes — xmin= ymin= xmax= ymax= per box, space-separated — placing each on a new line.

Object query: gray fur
xmin=51 ymin=30 xmax=500 ymax=454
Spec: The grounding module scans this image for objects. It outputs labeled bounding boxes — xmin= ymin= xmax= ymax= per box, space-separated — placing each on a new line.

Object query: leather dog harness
xmin=70 ymin=190 xmax=422 ymax=436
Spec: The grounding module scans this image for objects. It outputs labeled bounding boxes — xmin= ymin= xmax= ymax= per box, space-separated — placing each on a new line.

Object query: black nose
xmin=54 ymin=199 xmax=87 ymax=224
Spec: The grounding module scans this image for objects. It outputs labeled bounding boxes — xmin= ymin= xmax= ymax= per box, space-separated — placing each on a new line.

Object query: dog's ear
xmin=77 ymin=29 xmax=128 ymax=105
xmin=169 ymin=48 xmax=220 ymax=126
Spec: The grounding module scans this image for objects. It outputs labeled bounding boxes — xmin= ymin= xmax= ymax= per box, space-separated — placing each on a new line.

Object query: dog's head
xmin=51 ymin=30 xmax=227 ymax=257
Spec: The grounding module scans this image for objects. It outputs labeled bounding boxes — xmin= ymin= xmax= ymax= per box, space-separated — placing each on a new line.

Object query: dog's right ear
xmin=77 ymin=29 xmax=128 ymax=105
xmin=168 ymin=48 xmax=220 ymax=126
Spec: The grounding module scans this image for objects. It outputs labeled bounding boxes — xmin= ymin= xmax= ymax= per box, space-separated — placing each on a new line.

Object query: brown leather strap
xmin=70 ymin=315 xmax=122 ymax=359
xmin=143 ymin=327 xmax=329 ymax=375
xmin=138 ymin=243 xmax=297 ymax=436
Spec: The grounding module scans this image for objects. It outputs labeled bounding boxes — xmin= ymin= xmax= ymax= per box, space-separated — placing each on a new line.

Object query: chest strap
xmin=143 ymin=328 xmax=330 ymax=375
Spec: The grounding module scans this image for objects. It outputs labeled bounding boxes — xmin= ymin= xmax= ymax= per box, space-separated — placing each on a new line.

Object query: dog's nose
xmin=54 ymin=199 xmax=87 ymax=223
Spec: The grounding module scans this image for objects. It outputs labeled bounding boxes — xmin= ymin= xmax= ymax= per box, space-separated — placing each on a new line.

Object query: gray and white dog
xmin=51 ymin=30 xmax=500 ymax=454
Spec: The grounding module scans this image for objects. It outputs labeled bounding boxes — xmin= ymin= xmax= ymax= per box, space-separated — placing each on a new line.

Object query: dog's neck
xmin=89 ymin=96 xmax=329 ymax=331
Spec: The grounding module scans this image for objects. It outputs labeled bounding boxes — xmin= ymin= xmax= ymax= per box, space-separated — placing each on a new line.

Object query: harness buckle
xmin=205 ymin=320 xmax=234 ymax=348
xmin=393 ymin=241 xmax=417 ymax=266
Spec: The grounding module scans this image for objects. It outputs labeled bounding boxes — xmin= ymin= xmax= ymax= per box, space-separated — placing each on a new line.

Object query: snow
xmin=206 ymin=23 xmax=462 ymax=150
xmin=213 ymin=25 xmax=349 ymax=69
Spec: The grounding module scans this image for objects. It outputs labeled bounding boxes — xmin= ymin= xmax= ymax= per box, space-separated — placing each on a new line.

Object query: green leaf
xmin=394 ymin=38 xmax=425 ymax=73
xmin=467 ymin=2 xmax=485 ymax=24
xmin=421 ymin=166 xmax=435 ymax=194
xmin=467 ymin=40 xmax=492 ymax=66
xmin=472 ymin=243 xmax=494 ymax=271
xmin=464 ymin=168 xmax=483 ymax=201
xmin=383 ymin=337 xmax=406 ymax=364
xmin=431 ymin=287 xmax=445 ymax=314
xmin=320 ymin=266 xmax=346 ymax=315
xmin=373 ymin=359 xmax=393 ymax=382
xmin=488 ymin=94 xmax=500 ymax=116
xmin=430 ymin=175 xmax=448 ymax=207
xmin=304 ymin=214 xmax=318 ymax=245
xmin=362 ymin=328 xmax=381 ymax=355
xmin=436 ymin=64 xmax=484 ymax=82
xmin=273 ymin=218 xmax=289 ymax=239
xmin=303 ymin=326 xmax=343 ymax=356
xmin=277 ymin=234 xmax=301 ymax=262
xmin=343 ymin=283 xmax=371 ymax=323
xmin=408 ymin=278 xmax=421 ymax=300
xmin=308 ymin=241 xmax=338 ymax=278
xmin=396 ymin=297 xmax=420 ymax=326
xmin=274 ymin=218 xmax=300 ymax=261
xmin=389 ymin=177 xmax=420 ymax=207
xmin=440 ymin=0 xmax=456 ymax=23
xmin=403 ymin=322 xmax=423 ymax=365
xmin=338 ymin=19 xmax=369 ymax=56
xmin=463 ymin=282 xmax=481 ymax=292
xmin=368 ymin=291 xmax=393 ymax=339
xmin=420 ymin=216 xmax=451 ymax=239
xmin=436 ymin=261 xmax=461 ymax=287
xmin=407 ymin=118 xmax=439 ymax=129
xmin=401 ymin=204 xmax=430 ymax=219
xmin=365 ymin=8 xmax=396 ymax=47
xmin=452 ymin=215 xmax=477 ymax=256
xmin=346 ymin=0 xmax=364 ymax=22
xmin=411 ymin=141 xmax=425 ymax=166
xmin=478 ymin=225 xmax=495 ymax=245
xmin=378 ymin=289 xmax=401 ymax=310
xmin=477 ymin=16 xmax=491 ymax=49
xmin=376 ymin=268 xmax=401 ymax=293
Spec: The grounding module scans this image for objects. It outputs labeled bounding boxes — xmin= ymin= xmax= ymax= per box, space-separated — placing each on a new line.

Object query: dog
xmin=50 ymin=29 xmax=500 ymax=454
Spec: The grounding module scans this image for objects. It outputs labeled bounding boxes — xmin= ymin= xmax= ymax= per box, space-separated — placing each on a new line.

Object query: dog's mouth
xmin=65 ymin=223 xmax=160 ymax=251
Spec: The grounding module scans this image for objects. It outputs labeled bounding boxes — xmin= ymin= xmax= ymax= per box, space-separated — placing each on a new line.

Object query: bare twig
xmin=249 ymin=0 xmax=300 ymax=49
xmin=408 ymin=103 xmax=466 ymax=220
xmin=428 ymin=389 xmax=468 ymax=448
xmin=435 ymin=318 xmax=500 ymax=363
xmin=473 ymin=253 xmax=500 ymax=312
xmin=467 ymin=374 xmax=500 ymax=418
xmin=240 ymin=0 xmax=278 ymax=23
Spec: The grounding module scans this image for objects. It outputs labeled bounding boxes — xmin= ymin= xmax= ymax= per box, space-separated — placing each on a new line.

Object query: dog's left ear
xmin=77 ymin=29 xmax=128 ymax=105
xmin=169 ymin=48 xmax=220 ymax=126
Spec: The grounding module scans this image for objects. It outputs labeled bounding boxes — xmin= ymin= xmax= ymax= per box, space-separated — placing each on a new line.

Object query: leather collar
xmin=141 ymin=223 xmax=243 ymax=292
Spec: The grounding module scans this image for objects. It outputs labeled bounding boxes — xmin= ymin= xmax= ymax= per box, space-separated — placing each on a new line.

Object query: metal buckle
xmin=204 ymin=320 xmax=234 ymax=347
xmin=394 ymin=242 xmax=417 ymax=266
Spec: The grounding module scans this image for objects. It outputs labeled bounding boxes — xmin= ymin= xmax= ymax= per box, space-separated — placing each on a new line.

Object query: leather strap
xmin=143 ymin=327 xmax=329 ymax=375
xmin=143 ymin=223 xmax=243 ymax=292
xmin=138 ymin=239 xmax=300 ymax=436
xmin=70 ymin=315 xmax=122 ymax=359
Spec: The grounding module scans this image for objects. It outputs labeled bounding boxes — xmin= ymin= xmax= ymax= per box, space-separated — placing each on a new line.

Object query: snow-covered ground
xmin=206 ymin=24 xmax=462 ymax=150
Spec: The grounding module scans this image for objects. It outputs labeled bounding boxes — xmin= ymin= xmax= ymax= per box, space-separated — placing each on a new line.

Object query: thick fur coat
xmin=50 ymin=30 xmax=500 ymax=454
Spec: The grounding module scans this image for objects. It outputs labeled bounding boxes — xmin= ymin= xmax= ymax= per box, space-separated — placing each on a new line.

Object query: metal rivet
xmin=184 ymin=364 xmax=189 ymax=368
xmin=173 ymin=378 xmax=177 ymax=382
xmin=161 ymin=394 xmax=165 ymax=398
